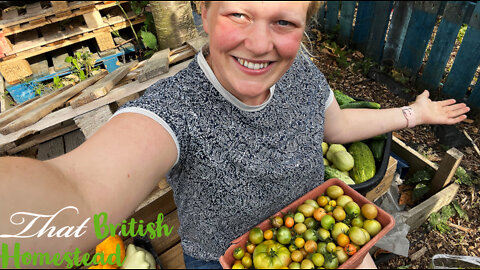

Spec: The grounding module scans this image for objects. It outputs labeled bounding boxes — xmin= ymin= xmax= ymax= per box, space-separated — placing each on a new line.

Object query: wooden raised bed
xmin=391 ymin=135 xmax=463 ymax=231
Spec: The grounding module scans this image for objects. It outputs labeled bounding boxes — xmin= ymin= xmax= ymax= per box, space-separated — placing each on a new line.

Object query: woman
xmin=0 ymin=1 xmax=469 ymax=269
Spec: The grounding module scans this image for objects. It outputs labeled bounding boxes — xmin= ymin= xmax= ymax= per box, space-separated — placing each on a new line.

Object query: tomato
xmin=344 ymin=201 xmax=361 ymax=218
xmin=311 ymin=253 xmax=324 ymax=267
xmin=299 ymin=248 xmax=308 ymax=258
xmin=285 ymin=217 xmax=295 ymax=228
xmin=289 ymin=244 xmax=299 ymax=252
xmin=328 ymin=200 xmax=336 ymax=208
xmin=277 ymin=226 xmax=292 ymax=245
xmin=316 ymin=228 xmax=331 ymax=242
xmin=336 ymin=233 xmax=350 ymax=247
xmin=332 ymin=208 xmax=346 ymax=221
xmin=294 ymin=237 xmax=305 ymax=249
xmin=232 ymin=261 xmax=245 ymax=269
xmin=348 ymin=227 xmax=368 ymax=246
xmin=294 ymin=212 xmax=305 ymax=223
xmin=351 ymin=216 xmax=364 ymax=228
xmin=272 ymin=216 xmax=284 ymax=228
xmin=303 ymin=229 xmax=318 ymax=242
xmin=264 ymin=229 xmax=274 ymax=240
xmin=289 ymin=262 xmax=301 ymax=269
xmin=335 ymin=247 xmax=349 ymax=264
xmin=324 ymin=204 xmax=334 ymax=213
xmin=361 ymin=203 xmax=378 ymax=220
xmin=300 ymin=259 xmax=315 ymax=269
xmin=304 ymin=240 xmax=317 ymax=253
xmin=320 ymin=215 xmax=335 ymax=230
xmin=298 ymin=204 xmax=315 ymax=217
xmin=304 ymin=199 xmax=320 ymax=209
xmin=336 ymin=195 xmax=353 ymax=208
xmin=326 ymin=185 xmax=344 ymax=199
xmin=344 ymin=244 xmax=357 ymax=256
xmin=331 ymin=222 xmax=349 ymax=241
xmin=363 ymin=219 xmax=382 ymax=237
xmin=249 ymin=228 xmax=264 ymax=245
xmin=304 ymin=218 xmax=318 ymax=229
xmin=316 ymin=242 xmax=327 ymax=255
xmin=291 ymin=250 xmax=304 ymax=262
xmin=233 ymin=247 xmax=245 ymax=260
xmin=313 ymin=208 xmax=327 ymax=222
xmin=253 ymin=240 xmax=291 ymax=269
xmin=294 ymin=223 xmax=307 ymax=235
xmin=242 ymin=255 xmax=253 ymax=268
xmin=246 ymin=242 xmax=256 ymax=254
xmin=316 ymin=196 xmax=330 ymax=207
xmin=360 ymin=228 xmax=371 ymax=242
xmin=323 ymin=254 xmax=339 ymax=269
xmin=326 ymin=242 xmax=336 ymax=254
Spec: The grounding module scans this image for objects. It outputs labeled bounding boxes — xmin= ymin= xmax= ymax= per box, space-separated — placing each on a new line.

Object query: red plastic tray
xmin=219 ymin=178 xmax=395 ymax=269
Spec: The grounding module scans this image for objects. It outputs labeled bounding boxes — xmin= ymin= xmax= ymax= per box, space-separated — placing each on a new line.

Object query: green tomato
xmin=253 ymin=240 xmax=291 ymax=269
xmin=277 ymin=226 xmax=293 ymax=245
xmin=311 ymin=253 xmax=325 ymax=267
xmin=294 ymin=212 xmax=305 ymax=223
xmin=233 ymin=247 xmax=245 ymax=260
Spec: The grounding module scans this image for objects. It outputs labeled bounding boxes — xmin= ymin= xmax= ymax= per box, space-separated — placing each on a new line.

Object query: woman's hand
xmin=411 ymin=90 xmax=470 ymax=126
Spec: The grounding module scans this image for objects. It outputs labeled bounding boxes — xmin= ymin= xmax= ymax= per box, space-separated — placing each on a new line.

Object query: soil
xmin=308 ymin=30 xmax=480 ymax=269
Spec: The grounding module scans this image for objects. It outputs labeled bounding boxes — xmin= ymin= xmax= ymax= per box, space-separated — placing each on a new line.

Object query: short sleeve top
xmin=112 ymin=48 xmax=333 ymax=261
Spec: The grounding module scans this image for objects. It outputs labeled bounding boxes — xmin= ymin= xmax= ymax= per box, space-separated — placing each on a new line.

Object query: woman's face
xmin=202 ymin=2 xmax=309 ymax=105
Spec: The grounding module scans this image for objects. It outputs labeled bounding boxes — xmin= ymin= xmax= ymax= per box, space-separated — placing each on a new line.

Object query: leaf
xmin=452 ymin=200 xmax=469 ymax=221
xmin=412 ymin=183 xmax=429 ymax=202
xmin=141 ymin=30 xmax=158 ymax=50
xmin=65 ymin=56 xmax=73 ymax=63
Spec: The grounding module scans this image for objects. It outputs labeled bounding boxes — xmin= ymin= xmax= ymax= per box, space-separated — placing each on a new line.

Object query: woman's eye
xmin=232 ymin=13 xmax=245 ymax=19
xmin=277 ymin=20 xmax=293 ymax=27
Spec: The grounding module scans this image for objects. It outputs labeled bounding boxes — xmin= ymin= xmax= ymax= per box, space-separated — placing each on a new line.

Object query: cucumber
xmin=369 ymin=139 xmax=385 ymax=162
xmin=324 ymin=165 xmax=356 ymax=185
xmin=340 ymin=101 xmax=381 ymax=109
xmin=333 ymin=90 xmax=356 ymax=106
xmin=348 ymin=142 xmax=376 ymax=184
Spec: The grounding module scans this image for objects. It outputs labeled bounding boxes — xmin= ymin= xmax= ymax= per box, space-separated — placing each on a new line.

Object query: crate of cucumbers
xmin=219 ymin=178 xmax=395 ymax=269
xmin=324 ymin=90 xmax=392 ymax=195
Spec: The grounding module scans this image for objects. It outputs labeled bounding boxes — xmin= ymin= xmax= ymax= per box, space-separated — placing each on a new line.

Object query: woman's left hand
xmin=411 ymin=90 xmax=470 ymax=126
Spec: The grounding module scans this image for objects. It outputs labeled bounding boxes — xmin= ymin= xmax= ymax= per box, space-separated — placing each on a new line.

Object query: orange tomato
xmin=264 ymin=229 xmax=274 ymax=240
xmin=246 ymin=242 xmax=256 ymax=254
xmin=336 ymin=233 xmax=350 ymax=247
xmin=304 ymin=240 xmax=317 ymax=253
xmin=344 ymin=244 xmax=357 ymax=256
xmin=316 ymin=196 xmax=329 ymax=207
xmin=291 ymin=250 xmax=304 ymax=262
xmin=285 ymin=216 xmax=295 ymax=228
xmin=294 ymin=237 xmax=305 ymax=249
xmin=313 ymin=208 xmax=327 ymax=222
xmin=299 ymin=248 xmax=308 ymax=258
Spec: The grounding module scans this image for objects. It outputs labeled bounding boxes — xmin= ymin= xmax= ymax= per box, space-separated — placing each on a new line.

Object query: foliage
xmin=454 ymin=166 xmax=479 ymax=186
xmin=405 ymin=168 xmax=434 ymax=185
xmin=65 ymin=50 xmax=98 ymax=81
xmin=428 ymin=200 xmax=469 ymax=233
xmin=53 ymin=76 xmax=64 ymax=89
xmin=353 ymin=58 xmax=376 ymax=76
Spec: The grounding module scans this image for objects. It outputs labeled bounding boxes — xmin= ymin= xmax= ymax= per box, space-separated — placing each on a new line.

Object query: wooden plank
xmin=443 ymin=3 xmax=480 ymax=101
xmin=337 ymin=1 xmax=356 ymax=46
xmin=0 ymin=74 xmax=13 ymax=113
xmin=7 ymin=123 xmax=77 ymax=155
xmin=418 ymin=2 xmax=470 ymax=91
xmin=317 ymin=1 xmax=326 ymax=30
xmin=395 ymin=2 xmax=441 ymax=76
xmin=0 ymin=71 xmax=107 ymax=135
xmin=158 ymin=243 xmax=185 ymax=269
xmin=382 ymin=1 xmax=413 ymax=66
xmin=468 ymin=76 xmax=480 ymax=107
xmin=429 ymin=148 xmax=463 ymax=196
xmin=325 ymin=1 xmax=340 ymax=32
xmin=0 ymin=59 xmax=32 ymax=85
xmin=403 ymin=183 xmax=460 ymax=231
xmin=0 ymin=85 xmax=70 ymax=130
xmin=50 ymin=1 xmax=69 ymax=13
xmin=94 ymin=31 xmax=116 ymax=51
xmin=366 ymin=156 xmax=398 ymax=201
xmin=0 ymin=33 xmax=13 ymax=56
xmin=37 ymin=136 xmax=65 ymax=161
xmin=391 ymin=135 xmax=438 ymax=177
xmin=0 ymin=16 xmax=146 ymax=62
xmin=70 ymin=61 xmax=138 ymax=108
xmin=1 ymin=7 xmax=19 ymax=21
xmin=11 ymin=29 xmax=44 ymax=54
xmin=149 ymin=210 xmax=181 ymax=256
xmin=0 ymin=60 xmax=192 ymax=149
xmin=73 ymin=104 xmax=112 ymax=139
xmin=352 ymin=1 xmax=376 ymax=53
xmin=83 ymin=9 xmax=106 ymax=29
xmin=25 ymin=2 xmax=44 ymax=16
xmin=63 ymin=128 xmax=85 ymax=153
xmin=365 ymin=1 xmax=393 ymax=63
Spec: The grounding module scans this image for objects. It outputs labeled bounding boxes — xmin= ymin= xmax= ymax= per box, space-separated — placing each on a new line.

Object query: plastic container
xmin=219 ymin=178 xmax=395 ymax=269
xmin=350 ymin=131 xmax=393 ymax=195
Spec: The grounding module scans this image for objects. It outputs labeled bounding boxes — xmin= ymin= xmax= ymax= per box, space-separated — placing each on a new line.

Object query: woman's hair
xmin=202 ymin=1 xmax=320 ymax=24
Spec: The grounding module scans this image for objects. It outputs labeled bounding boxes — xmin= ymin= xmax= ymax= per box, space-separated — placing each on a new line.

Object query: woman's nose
xmin=244 ymin=23 xmax=274 ymax=56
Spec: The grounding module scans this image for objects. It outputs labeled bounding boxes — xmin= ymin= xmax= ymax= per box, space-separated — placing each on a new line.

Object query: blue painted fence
xmin=318 ymin=1 xmax=480 ymax=108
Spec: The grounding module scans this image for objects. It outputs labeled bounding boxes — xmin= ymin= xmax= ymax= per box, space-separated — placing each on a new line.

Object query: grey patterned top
xmin=113 ymin=49 xmax=332 ymax=261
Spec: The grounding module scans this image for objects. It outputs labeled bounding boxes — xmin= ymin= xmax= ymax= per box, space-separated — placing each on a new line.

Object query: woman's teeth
xmin=236 ymin=57 xmax=269 ymax=70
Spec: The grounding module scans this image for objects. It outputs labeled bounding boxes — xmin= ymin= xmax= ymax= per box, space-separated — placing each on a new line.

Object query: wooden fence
xmin=317 ymin=1 xmax=480 ymax=108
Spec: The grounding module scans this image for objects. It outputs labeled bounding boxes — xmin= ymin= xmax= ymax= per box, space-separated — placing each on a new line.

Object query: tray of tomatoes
xmin=219 ymin=178 xmax=395 ymax=269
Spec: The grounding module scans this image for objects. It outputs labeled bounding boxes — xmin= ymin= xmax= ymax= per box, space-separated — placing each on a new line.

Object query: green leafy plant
xmin=428 ymin=200 xmax=469 ymax=233
xmin=53 ymin=76 xmax=64 ymax=89
xmin=65 ymin=50 xmax=97 ymax=81
xmin=353 ymin=58 xmax=376 ymax=76
xmin=454 ymin=166 xmax=479 ymax=186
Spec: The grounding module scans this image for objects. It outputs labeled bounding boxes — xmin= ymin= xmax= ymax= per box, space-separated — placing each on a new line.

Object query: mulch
xmin=308 ymin=30 xmax=480 ymax=269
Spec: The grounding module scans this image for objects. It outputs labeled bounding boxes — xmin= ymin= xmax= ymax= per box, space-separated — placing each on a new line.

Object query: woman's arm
xmin=0 ymin=112 xmax=177 ymax=266
xmin=324 ymin=90 xmax=470 ymax=144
